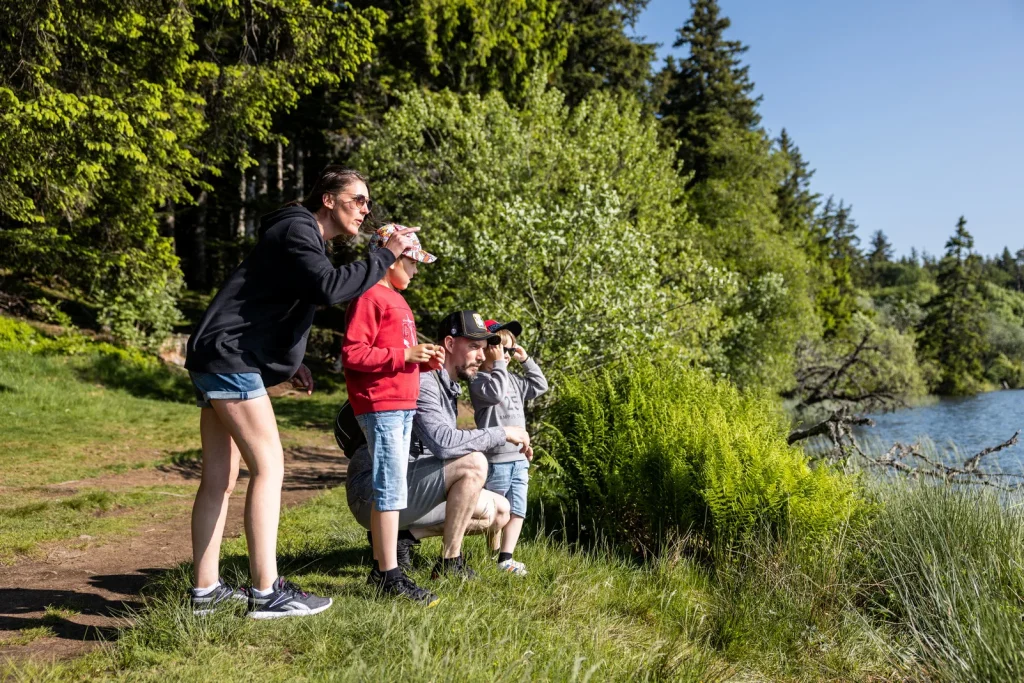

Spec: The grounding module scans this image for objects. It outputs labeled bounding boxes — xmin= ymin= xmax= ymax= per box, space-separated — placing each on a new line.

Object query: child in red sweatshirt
xmin=342 ymin=224 xmax=442 ymax=605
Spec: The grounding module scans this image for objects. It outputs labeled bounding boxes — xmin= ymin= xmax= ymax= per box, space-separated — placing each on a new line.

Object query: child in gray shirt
xmin=468 ymin=319 xmax=549 ymax=575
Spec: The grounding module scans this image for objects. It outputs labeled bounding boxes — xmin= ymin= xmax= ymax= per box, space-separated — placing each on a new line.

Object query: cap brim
xmin=460 ymin=332 xmax=501 ymax=344
xmin=489 ymin=320 xmax=522 ymax=337
xmin=403 ymin=249 xmax=437 ymax=263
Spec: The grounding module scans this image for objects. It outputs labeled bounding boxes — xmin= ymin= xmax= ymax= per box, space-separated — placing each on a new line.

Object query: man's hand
xmin=511 ymin=344 xmax=528 ymax=362
xmin=386 ymin=226 xmax=420 ymax=259
xmin=503 ymin=426 xmax=531 ymax=452
xmin=405 ymin=343 xmax=436 ymax=364
xmin=484 ymin=344 xmax=504 ymax=363
xmin=290 ymin=363 xmax=314 ymax=395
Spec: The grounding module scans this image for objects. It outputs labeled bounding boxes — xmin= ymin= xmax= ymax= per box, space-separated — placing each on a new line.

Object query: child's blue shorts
xmin=356 ymin=409 xmax=415 ymax=512
xmin=485 ymin=459 xmax=529 ymax=518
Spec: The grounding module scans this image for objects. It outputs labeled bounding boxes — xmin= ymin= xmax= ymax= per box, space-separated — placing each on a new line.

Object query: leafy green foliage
xmin=544 ymin=357 xmax=865 ymax=551
xmin=0 ymin=0 xmax=381 ymax=347
xmin=354 ymin=84 xmax=726 ymax=372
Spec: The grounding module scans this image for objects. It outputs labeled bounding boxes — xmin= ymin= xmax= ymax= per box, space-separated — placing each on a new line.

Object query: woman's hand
xmin=386 ymin=226 xmax=420 ymax=259
xmin=290 ymin=363 xmax=314 ymax=395
xmin=405 ymin=343 xmax=436 ymax=364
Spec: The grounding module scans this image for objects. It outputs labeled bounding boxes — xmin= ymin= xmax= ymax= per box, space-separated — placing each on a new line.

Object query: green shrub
xmin=544 ymin=358 xmax=865 ymax=551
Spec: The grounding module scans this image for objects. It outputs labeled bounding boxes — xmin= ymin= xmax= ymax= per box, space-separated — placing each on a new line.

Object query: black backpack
xmin=333 ymin=400 xmax=366 ymax=457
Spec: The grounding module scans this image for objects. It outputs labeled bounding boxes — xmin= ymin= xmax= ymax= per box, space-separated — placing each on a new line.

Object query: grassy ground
xmin=0 ymin=347 xmax=345 ymax=562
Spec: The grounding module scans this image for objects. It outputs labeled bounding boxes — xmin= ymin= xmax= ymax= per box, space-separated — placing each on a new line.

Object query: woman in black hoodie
xmin=184 ymin=166 xmax=415 ymax=619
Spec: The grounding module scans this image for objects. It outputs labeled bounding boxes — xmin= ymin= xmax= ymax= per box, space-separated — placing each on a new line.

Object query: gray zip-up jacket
xmin=411 ymin=369 xmax=506 ymax=461
xmin=469 ymin=358 xmax=549 ymax=463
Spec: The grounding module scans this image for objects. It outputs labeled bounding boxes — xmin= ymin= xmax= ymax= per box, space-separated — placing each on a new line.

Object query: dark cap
xmin=437 ymin=310 xmax=501 ymax=344
xmin=484 ymin=319 xmax=523 ymax=338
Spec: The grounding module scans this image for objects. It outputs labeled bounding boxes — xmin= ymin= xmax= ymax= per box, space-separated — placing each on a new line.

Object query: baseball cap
xmin=484 ymin=319 xmax=523 ymax=338
xmin=369 ymin=223 xmax=437 ymax=263
xmin=437 ymin=311 xmax=501 ymax=344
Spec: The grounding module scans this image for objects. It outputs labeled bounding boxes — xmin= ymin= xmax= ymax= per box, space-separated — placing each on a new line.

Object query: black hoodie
xmin=185 ymin=205 xmax=395 ymax=387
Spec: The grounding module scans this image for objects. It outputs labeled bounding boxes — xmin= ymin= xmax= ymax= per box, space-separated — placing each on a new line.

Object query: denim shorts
xmin=485 ymin=460 xmax=529 ymax=518
xmin=356 ymin=410 xmax=415 ymax=512
xmin=189 ymin=371 xmax=267 ymax=408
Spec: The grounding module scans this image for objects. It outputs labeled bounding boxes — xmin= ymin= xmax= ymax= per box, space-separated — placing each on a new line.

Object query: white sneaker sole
xmin=247 ymin=599 xmax=333 ymax=620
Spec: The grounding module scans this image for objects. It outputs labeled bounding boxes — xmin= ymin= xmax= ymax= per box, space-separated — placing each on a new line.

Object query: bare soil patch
xmin=0 ymin=446 xmax=348 ymax=666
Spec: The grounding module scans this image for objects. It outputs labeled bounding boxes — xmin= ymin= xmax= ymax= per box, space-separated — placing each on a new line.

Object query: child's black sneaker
xmin=247 ymin=577 xmax=332 ymax=620
xmin=191 ymin=578 xmax=247 ymax=615
xmin=431 ymin=555 xmax=478 ymax=581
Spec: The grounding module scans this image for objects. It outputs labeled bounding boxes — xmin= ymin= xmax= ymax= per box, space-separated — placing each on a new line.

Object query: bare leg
xmin=439 ymin=453 xmax=487 ymax=558
xmin=500 ymin=515 xmax=525 ymax=555
xmin=408 ymin=479 xmax=508 ymax=541
xmin=371 ymin=508 xmax=399 ymax=571
xmin=191 ymin=408 xmax=241 ymax=588
xmin=209 ymin=396 xmax=285 ymax=591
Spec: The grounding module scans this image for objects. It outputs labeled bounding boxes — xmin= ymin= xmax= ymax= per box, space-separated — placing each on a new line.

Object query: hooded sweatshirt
xmin=185 ymin=205 xmax=395 ymax=387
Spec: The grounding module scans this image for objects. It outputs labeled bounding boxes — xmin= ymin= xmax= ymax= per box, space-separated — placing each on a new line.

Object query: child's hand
xmin=484 ymin=344 xmax=504 ymax=363
xmin=511 ymin=345 xmax=528 ymax=362
xmin=426 ymin=345 xmax=444 ymax=371
xmin=405 ymin=343 xmax=436 ymax=364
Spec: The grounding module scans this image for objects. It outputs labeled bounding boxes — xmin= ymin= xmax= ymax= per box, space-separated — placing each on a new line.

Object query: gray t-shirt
xmin=468 ymin=358 xmax=549 ymax=463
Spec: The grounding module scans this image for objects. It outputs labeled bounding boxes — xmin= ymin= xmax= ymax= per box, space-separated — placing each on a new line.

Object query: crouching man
xmin=345 ymin=310 xmax=531 ymax=596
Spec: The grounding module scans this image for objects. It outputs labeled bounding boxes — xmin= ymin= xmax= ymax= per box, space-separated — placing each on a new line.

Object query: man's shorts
xmin=346 ymin=444 xmax=447 ymax=530
xmin=189 ymin=371 xmax=267 ymax=408
xmin=486 ymin=459 xmax=529 ymax=518
xmin=356 ymin=410 xmax=415 ymax=512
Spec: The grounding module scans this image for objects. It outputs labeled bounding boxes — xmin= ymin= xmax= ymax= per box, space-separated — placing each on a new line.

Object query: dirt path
xmin=0 ymin=447 xmax=349 ymax=666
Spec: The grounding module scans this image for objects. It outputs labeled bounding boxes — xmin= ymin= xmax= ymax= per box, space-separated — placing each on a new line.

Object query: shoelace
xmin=279 ymin=579 xmax=309 ymax=598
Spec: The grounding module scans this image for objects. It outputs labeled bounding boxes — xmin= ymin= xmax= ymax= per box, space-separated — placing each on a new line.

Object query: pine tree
xmin=656 ymin=0 xmax=762 ymax=184
xmin=917 ymin=216 xmax=988 ymax=395
xmin=552 ymin=0 xmax=658 ymax=107
xmin=774 ymin=128 xmax=820 ymax=239
xmin=815 ymin=197 xmax=861 ymax=333
xmin=867 ymin=230 xmax=894 ymax=265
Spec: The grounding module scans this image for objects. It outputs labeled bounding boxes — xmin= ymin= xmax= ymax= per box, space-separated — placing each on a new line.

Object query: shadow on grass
xmin=75 ymin=354 xmax=193 ymax=403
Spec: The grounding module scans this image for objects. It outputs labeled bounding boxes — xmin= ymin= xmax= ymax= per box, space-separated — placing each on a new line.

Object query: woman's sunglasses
xmin=340 ymin=194 xmax=373 ymax=211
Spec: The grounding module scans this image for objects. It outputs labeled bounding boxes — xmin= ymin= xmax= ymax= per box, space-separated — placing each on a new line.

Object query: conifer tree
xmin=552 ymin=0 xmax=658 ymax=107
xmin=867 ymin=230 xmax=894 ymax=265
xmin=774 ymin=129 xmax=820 ymax=239
xmin=917 ymin=216 xmax=988 ymax=395
xmin=656 ymin=0 xmax=761 ymax=184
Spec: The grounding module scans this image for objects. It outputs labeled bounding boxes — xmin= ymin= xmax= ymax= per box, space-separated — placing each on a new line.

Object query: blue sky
xmin=633 ymin=0 xmax=1024 ymax=258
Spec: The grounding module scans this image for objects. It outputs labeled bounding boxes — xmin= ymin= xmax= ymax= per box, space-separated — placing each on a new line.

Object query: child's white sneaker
xmin=497 ymin=558 xmax=528 ymax=576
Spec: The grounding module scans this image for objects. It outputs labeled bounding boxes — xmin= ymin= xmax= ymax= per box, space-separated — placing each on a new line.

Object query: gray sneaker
xmin=191 ymin=578 xmax=247 ymax=615
xmin=247 ymin=577 xmax=332 ymax=620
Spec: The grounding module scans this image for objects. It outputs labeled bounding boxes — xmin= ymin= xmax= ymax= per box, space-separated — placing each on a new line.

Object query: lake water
xmin=853 ymin=389 xmax=1024 ymax=475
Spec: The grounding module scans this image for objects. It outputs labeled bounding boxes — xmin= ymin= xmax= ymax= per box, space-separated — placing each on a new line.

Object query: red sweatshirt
xmin=342 ymin=284 xmax=428 ymax=415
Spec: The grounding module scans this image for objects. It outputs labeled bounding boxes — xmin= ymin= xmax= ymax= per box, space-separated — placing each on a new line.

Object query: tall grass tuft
xmin=544 ymin=358 xmax=866 ymax=552
xmin=862 ymin=483 xmax=1024 ymax=681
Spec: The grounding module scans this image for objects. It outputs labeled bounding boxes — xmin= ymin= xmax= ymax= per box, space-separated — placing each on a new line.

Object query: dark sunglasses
xmin=502 ymin=346 xmax=516 ymax=355
xmin=340 ymin=194 xmax=373 ymax=210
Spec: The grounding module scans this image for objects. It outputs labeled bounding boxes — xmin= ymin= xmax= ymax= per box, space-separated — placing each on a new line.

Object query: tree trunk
xmin=294 ymin=143 xmax=305 ymax=200
xmin=193 ymin=190 xmax=208 ymax=289
xmin=236 ymin=170 xmax=247 ymax=239
xmin=276 ymin=141 xmax=285 ymax=201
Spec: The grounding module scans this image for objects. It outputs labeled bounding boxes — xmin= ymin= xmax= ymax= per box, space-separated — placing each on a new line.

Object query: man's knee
xmin=493 ymin=495 xmax=510 ymax=529
xmin=464 ymin=451 xmax=487 ymax=485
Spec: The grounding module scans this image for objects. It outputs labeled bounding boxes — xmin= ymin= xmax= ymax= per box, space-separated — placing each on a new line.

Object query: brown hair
xmin=298 ymin=166 xmax=367 ymax=212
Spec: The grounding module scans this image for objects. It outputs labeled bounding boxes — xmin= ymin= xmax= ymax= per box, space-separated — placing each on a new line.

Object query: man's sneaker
xmin=431 ymin=555 xmax=478 ymax=581
xmin=368 ymin=568 xmax=440 ymax=607
xmin=396 ymin=533 xmax=420 ymax=571
xmin=191 ymin=578 xmax=247 ymax=615
xmin=497 ymin=558 xmax=528 ymax=576
xmin=247 ymin=577 xmax=332 ymax=620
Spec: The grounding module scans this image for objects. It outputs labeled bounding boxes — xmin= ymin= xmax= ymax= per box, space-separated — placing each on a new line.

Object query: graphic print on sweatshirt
xmin=402 ymin=315 xmax=417 ymax=349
